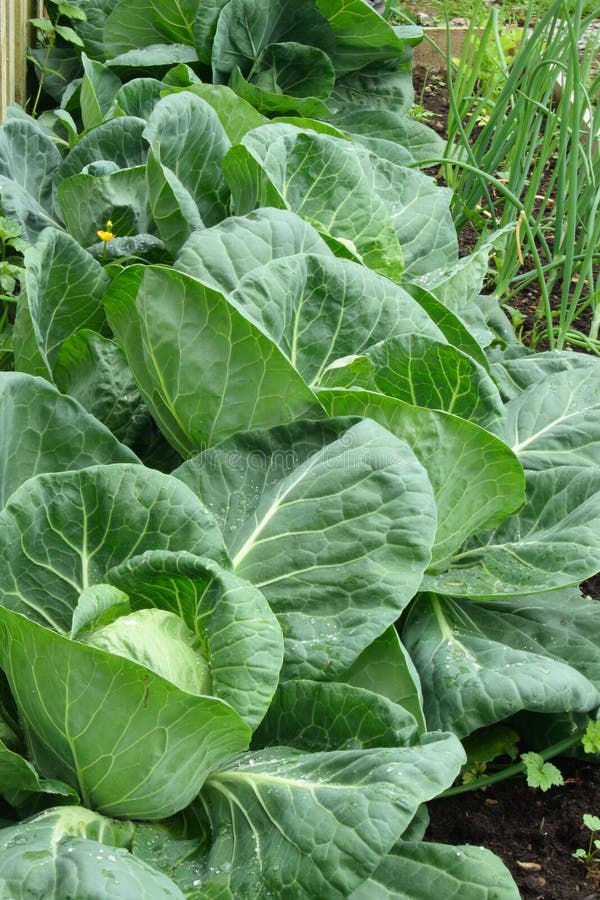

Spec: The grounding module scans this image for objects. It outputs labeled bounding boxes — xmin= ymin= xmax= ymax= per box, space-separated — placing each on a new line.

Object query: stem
xmin=439 ymin=731 xmax=584 ymax=798
xmin=555 ymin=0 xmax=585 ymax=349
xmin=590 ymin=305 xmax=600 ymax=343
xmin=31 ymin=7 xmax=58 ymax=118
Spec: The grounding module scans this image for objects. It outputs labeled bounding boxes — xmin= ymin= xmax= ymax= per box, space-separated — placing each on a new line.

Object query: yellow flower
xmin=97 ymin=220 xmax=115 ymax=242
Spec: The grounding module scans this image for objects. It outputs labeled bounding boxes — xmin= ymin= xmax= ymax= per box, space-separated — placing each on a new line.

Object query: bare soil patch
xmin=428 ymin=759 xmax=600 ymax=900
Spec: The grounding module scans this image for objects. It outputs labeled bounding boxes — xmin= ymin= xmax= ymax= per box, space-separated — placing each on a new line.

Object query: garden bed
xmin=0 ymin=1 xmax=599 ymax=896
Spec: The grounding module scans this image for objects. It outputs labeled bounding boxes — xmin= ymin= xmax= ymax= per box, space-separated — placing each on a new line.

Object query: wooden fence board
xmin=1 ymin=0 xmax=43 ymax=121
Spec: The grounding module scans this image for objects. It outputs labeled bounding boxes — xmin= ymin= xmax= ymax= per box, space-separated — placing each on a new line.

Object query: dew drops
xmin=7 ymin=836 xmax=27 ymax=847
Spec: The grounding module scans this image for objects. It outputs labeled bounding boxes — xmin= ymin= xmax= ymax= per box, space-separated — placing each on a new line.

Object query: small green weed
xmin=521 ymin=752 xmax=564 ymax=792
xmin=408 ymin=103 xmax=436 ymax=122
xmin=27 ymin=1 xmax=87 ymax=116
xmin=0 ymin=217 xmax=27 ymax=369
xmin=583 ymin=721 xmax=600 ymax=755
xmin=573 ymin=815 xmax=600 ymax=864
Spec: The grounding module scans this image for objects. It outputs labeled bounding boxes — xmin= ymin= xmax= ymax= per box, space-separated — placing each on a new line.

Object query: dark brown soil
xmin=414 ymin=65 xmax=600 ymax=898
xmin=428 ymin=761 xmax=600 ymax=900
xmin=582 ymin=574 xmax=600 ymax=600
xmin=412 ymin=67 xmax=451 ymax=139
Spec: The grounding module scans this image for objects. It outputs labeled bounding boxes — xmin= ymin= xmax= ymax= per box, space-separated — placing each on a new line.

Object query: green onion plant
xmin=433 ymin=0 xmax=600 ymax=350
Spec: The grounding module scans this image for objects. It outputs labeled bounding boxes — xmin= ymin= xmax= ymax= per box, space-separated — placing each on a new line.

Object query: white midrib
xmin=80 ymin=508 xmax=90 ymax=591
xmin=512 ymin=406 xmax=585 ymax=452
xmin=232 ymin=458 xmax=319 ymax=567
xmin=431 ymin=595 xmax=481 ymax=672
xmin=216 ymin=770 xmax=351 ymax=791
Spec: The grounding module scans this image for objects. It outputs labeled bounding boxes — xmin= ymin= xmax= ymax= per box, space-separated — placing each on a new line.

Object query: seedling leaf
xmin=583 ymin=814 xmax=600 ymax=832
xmin=54 ymin=25 xmax=85 ymax=46
xmin=583 ymin=720 xmax=600 ymax=754
xmin=57 ymin=2 xmax=87 ymax=20
xmin=521 ymin=752 xmax=564 ymax=792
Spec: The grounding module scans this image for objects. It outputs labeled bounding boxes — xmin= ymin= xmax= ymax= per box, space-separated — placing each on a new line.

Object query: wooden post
xmin=0 ymin=0 xmax=43 ymax=122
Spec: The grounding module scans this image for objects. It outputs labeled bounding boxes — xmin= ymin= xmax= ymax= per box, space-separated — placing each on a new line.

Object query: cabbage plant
xmin=0 ymin=1 xmax=599 ymax=897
